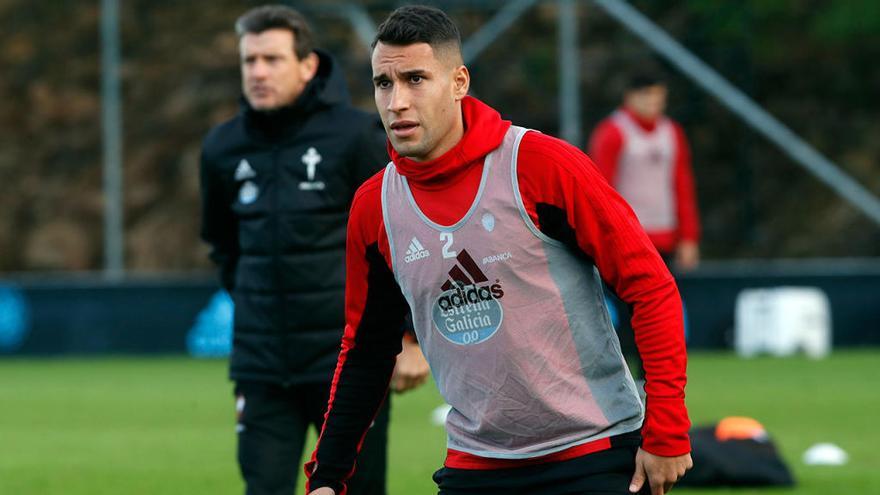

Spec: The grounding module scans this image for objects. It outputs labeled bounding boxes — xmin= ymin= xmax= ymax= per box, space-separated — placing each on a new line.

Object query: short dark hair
xmin=235 ymin=5 xmax=315 ymax=60
xmin=372 ymin=5 xmax=462 ymax=58
xmin=626 ymin=71 xmax=666 ymax=91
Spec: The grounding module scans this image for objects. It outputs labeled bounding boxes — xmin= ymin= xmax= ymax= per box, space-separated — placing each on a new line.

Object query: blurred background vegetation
xmin=1 ymin=0 xmax=877 ymax=273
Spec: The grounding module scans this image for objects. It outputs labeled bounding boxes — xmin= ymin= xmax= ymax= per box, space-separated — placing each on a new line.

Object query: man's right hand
xmin=308 ymin=488 xmax=336 ymax=495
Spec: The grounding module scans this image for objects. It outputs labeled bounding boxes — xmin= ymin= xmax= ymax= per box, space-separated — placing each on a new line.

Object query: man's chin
xmin=390 ymin=141 xmax=425 ymax=160
xmin=249 ymin=99 xmax=280 ymax=112
xmin=389 ymin=138 xmax=422 ymax=158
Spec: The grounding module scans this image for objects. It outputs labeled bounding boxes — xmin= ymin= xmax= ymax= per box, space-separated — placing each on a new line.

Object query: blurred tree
xmin=0 ymin=0 xmax=876 ymax=273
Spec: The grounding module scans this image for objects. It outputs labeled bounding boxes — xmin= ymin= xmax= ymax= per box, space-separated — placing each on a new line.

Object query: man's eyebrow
xmin=401 ymin=69 xmax=428 ymax=78
xmin=372 ymin=68 xmax=430 ymax=83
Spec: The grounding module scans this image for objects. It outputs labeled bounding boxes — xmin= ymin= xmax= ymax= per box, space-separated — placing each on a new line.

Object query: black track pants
xmin=235 ymin=380 xmax=389 ymax=495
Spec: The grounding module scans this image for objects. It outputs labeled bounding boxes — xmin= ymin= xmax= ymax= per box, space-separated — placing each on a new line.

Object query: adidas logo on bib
xmin=432 ymin=250 xmax=504 ymax=346
xmin=404 ymin=237 xmax=430 ymax=263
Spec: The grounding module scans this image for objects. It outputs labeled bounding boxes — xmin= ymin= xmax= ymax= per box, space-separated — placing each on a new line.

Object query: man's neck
xmin=623 ymin=107 xmax=659 ymax=131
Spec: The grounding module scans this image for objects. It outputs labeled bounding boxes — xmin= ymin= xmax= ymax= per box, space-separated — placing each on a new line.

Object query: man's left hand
xmin=391 ymin=338 xmax=430 ymax=393
xmin=629 ymin=448 xmax=693 ymax=495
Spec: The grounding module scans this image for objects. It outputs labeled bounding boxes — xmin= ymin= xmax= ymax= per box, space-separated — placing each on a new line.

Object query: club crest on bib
xmin=481 ymin=212 xmax=495 ymax=232
xmin=431 ymin=250 xmax=504 ymax=345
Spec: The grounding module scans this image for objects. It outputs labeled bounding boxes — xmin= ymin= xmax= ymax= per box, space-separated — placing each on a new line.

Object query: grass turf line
xmin=0 ymin=351 xmax=877 ymax=494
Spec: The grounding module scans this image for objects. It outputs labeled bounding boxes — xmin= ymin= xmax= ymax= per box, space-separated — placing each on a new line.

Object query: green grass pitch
xmin=0 ymin=351 xmax=877 ymax=494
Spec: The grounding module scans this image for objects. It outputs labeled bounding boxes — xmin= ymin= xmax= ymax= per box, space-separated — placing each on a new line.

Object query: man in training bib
xmin=306 ymin=6 xmax=692 ymax=495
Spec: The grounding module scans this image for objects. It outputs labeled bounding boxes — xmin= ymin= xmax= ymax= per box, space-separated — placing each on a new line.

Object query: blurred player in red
xmin=589 ymin=73 xmax=701 ymax=271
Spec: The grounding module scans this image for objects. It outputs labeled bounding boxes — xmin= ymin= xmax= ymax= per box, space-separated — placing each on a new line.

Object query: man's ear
xmin=300 ymin=52 xmax=320 ymax=82
xmin=452 ymin=65 xmax=470 ymax=101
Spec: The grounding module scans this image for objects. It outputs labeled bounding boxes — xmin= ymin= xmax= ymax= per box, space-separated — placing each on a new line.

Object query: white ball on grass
xmin=803 ymin=442 xmax=848 ymax=466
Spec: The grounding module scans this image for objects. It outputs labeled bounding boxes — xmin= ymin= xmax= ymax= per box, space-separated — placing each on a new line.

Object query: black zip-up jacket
xmin=199 ymin=50 xmax=387 ymax=384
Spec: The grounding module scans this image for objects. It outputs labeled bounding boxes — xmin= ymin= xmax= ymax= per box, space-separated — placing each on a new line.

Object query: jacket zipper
xmin=270 ymin=146 xmax=290 ymax=386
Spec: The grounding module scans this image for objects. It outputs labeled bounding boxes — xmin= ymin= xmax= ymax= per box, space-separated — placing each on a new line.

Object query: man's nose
xmin=250 ymin=60 xmax=269 ymax=79
xmin=387 ymin=84 xmax=410 ymax=112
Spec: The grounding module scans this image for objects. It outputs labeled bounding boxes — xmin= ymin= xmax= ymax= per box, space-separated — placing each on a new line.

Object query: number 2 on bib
xmin=440 ymin=232 xmax=457 ymax=259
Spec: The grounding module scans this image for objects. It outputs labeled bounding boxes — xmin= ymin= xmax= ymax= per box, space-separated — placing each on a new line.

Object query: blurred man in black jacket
xmin=199 ymin=6 xmax=428 ymax=495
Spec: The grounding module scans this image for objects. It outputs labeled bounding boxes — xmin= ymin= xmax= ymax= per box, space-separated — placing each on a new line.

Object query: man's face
xmin=624 ymin=84 xmax=668 ymax=121
xmin=240 ymin=28 xmax=317 ymax=111
xmin=371 ymin=42 xmax=469 ymax=162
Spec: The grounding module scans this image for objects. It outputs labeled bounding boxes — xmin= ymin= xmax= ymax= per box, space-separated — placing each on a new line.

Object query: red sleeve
xmin=672 ymin=123 xmax=700 ymax=243
xmin=306 ymin=172 xmax=409 ymax=494
xmin=587 ymin=118 xmax=624 ymax=185
xmin=518 ymin=132 xmax=691 ymax=457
